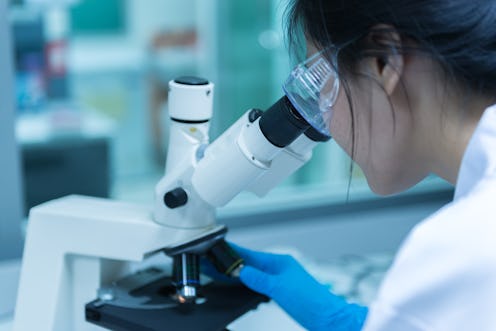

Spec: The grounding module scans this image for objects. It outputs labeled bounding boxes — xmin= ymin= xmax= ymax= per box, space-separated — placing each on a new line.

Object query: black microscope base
xmin=85 ymin=276 xmax=269 ymax=331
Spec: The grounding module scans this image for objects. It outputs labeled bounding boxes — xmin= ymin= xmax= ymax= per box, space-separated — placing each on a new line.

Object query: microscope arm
xmin=192 ymin=97 xmax=326 ymax=207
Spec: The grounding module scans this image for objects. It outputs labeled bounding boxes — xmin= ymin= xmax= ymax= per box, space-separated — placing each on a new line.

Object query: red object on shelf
xmin=45 ymin=39 xmax=67 ymax=77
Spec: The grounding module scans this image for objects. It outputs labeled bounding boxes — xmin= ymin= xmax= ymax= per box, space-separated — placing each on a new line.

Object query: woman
xmin=235 ymin=1 xmax=496 ymax=330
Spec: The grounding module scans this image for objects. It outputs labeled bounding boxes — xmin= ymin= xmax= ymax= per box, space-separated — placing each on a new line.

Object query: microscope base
xmin=85 ymin=268 xmax=269 ymax=331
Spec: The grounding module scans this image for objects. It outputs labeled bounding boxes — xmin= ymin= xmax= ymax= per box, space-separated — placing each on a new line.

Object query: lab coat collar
xmin=454 ymin=104 xmax=496 ymax=200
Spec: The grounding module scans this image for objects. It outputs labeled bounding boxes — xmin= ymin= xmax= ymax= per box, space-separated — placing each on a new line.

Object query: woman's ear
xmin=380 ymin=52 xmax=404 ymax=95
xmin=367 ymin=24 xmax=404 ymax=96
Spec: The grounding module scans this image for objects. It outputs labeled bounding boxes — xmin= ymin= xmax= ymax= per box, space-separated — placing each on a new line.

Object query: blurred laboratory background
xmin=9 ymin=0 xmax=453 ymax=216
xmin=1 ymin=0 xmax=453 ymax=329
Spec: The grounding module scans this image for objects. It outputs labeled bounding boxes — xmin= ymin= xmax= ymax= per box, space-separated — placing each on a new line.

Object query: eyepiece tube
xmin=259 ymin=96 xmax=311 ymax=148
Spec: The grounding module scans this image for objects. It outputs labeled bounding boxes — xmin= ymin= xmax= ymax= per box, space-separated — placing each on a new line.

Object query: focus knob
xmin=164 ymin=187 xmax=188 ymax=209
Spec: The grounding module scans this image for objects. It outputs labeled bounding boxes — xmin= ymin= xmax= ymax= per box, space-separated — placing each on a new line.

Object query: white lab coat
xmin=363 ymin=105 xmax=496 ymax=331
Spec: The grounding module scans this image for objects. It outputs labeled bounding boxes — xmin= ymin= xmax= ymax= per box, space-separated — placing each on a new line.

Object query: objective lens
xmin=172 ymin=253 xmax=200 ymax=303
xmin=206 ymin=240 xmax=244 ymax=277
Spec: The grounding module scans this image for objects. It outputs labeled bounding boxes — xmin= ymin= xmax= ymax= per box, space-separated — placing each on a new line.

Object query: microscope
xmin=13 ymin=75 xmax=330 ymax=331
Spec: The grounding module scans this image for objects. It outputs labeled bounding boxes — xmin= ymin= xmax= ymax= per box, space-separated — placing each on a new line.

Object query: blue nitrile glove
xmin=234 ymin=244 xmax=368 ymax=331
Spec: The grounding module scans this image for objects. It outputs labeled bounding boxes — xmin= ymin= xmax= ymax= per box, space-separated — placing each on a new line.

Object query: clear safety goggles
xmin=283 ymin=48 xmax=340 ymax=136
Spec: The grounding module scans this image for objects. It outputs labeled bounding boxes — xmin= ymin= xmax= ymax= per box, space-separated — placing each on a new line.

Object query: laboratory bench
xmin=0 ymin=185 xmax=452 ymax=330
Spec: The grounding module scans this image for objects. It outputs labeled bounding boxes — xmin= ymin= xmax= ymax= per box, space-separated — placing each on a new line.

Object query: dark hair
xmin=285 ymin=0 xmax=496 ymax=194
xmin=285 ymin=0 xmax=496 ymax=97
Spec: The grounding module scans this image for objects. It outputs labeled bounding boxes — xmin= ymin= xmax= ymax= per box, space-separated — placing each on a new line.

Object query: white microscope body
xmin=13 ymin=76 xmax=326 ymax=331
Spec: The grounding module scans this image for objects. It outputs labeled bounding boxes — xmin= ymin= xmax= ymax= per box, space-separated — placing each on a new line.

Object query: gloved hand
xmin=234 ymin=244 xmax=368 ymax=331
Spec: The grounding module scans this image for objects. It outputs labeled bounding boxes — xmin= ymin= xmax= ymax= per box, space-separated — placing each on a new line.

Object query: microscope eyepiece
xmin=259 ymin=96 xmax=311 ymax=148
xmin=174 ymin=76 xmax=209 ymax=86
xmin=305 ymin=126 xmax=332 ymax=142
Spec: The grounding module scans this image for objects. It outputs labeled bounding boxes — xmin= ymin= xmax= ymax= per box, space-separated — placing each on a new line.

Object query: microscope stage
xmin=85 ymin=268 xmax=269 ymax=331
